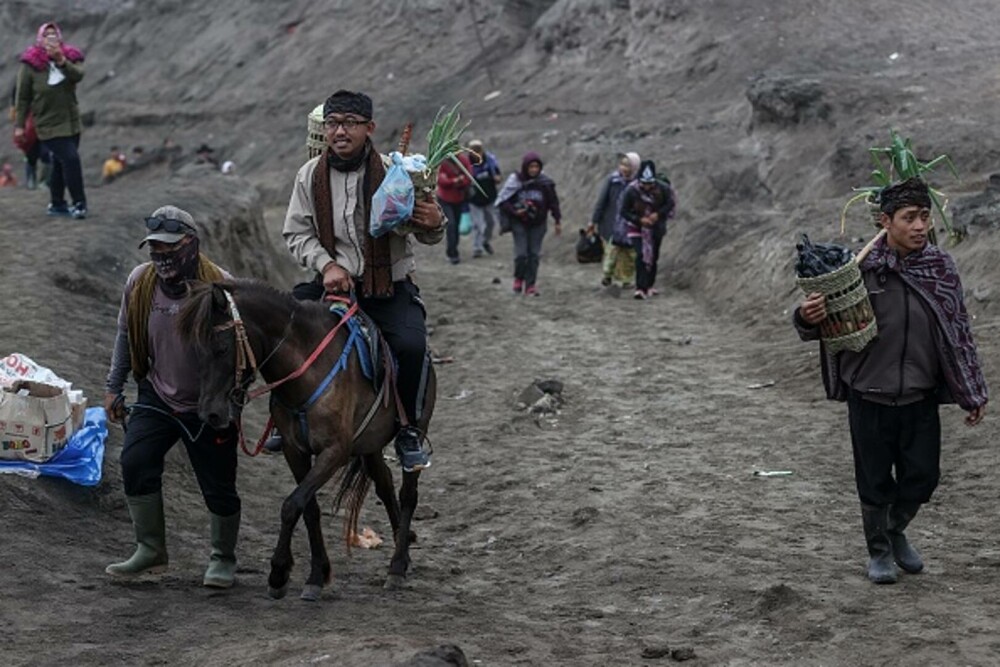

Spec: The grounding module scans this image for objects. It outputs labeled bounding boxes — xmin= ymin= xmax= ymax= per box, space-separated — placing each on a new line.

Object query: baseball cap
xmin=139 ymin=205 xmax=198 ymax=248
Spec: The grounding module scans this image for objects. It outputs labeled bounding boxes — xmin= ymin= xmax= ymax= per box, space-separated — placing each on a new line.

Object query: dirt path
xmin=3 ymin=206 xmax=1000 ymax=665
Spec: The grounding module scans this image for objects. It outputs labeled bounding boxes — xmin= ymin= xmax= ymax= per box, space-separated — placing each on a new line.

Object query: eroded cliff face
xmin=2 ymin=0 xmax=999 ymax=318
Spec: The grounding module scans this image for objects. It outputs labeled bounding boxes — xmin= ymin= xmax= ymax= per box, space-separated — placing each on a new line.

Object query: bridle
xmin=212 ymin=287 xmax=359 ymax=407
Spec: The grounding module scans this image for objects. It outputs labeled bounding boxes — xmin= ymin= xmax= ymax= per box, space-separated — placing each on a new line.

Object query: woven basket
xmin=306 ymin=104 xmax=325 ymax=159
xmin=797 ymin=259 xmax=877 ymax=354
xmin=409 ymin=167 xmax=439 ymax=202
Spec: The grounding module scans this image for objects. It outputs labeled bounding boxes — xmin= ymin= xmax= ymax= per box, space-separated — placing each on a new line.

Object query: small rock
xmin=671 ymin=647 xmax=696 ymax=661
xmin=529 ymin=394 xmax=560 ymax=415
xmin=394 ymin=644 xmax=469 ymax=667
xmin=973 ymin=286 xmax=992 ymax=302
xmin=437 ymin=315 xmax=452 ymax=326
xmin=414 ymin=505 xmax=439 ymax=521
xmin=570 ymin=506 xmax=599 ymax=527
xmin=491 ymin=277 xmax=502 ymax=284
xmin=641 ymin=645 xmax=671 ymax=659
xmin=517 ymin=383 xmax=546 ymax=406
xmin=536 ymin=379 xmax=564 ymax=395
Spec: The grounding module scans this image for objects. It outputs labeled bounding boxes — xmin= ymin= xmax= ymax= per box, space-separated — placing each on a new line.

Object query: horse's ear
xmin=211 ymin=284 xmax=228 ymax=312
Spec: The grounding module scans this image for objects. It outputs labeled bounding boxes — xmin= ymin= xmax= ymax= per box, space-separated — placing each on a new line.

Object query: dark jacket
xmin=15 ymin=60 xmax=84 ymax=141
xmin=591 ymin=171 xmax=629 ymax=240
xmin=497 ymin=153 xmax=561 ymax=226
xmin=620 ymin=180 xmax=675 ymax=233
xmin=794 ymin=243 xmax=987 ymax=410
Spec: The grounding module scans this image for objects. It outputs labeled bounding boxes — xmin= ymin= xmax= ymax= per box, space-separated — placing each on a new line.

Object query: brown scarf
xmin=312 ymin=144 xmax=394 ymax=298
xmin=127 ymin=255 xmax=224 ymax=381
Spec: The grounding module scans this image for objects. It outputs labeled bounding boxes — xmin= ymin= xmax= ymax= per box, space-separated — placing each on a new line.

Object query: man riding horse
xmin=278 ymin=89 xmax=445 ymax=471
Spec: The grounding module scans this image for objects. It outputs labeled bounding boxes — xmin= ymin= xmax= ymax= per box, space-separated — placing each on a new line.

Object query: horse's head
xmin=178 ymin=281 xmax=254 ymax=430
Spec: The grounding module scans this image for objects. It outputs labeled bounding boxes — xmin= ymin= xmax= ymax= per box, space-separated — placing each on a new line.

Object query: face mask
xmin=149 ymin=237 xmax=200 ymax=294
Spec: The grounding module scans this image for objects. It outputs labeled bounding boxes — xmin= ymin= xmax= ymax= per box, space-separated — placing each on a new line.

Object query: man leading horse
xmin=278 ymin=89 xmax=444 ymax=472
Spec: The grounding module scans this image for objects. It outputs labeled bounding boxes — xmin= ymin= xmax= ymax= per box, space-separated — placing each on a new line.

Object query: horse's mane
xmin=177 ymin=278 xmax=309 ymax=350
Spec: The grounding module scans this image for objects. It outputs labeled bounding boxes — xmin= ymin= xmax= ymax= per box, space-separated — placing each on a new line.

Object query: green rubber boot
xmin=203 ymin=510 xmax=240 ymax=588
xmin=106 ymin=492 xmax=168 ymax=577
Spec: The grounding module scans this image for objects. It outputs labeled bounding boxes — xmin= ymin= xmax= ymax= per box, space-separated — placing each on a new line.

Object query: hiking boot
xmin=888 ymin=502 xmax=924 ymax=574
xmin=394 ymin=426 xmax=430 ymax=472
xmin=861 ymin=504 xmax=898 ymax=584
xmin=525 ymin=285 xmax=540 ymax=297
xmin=70 ymin=203 xmax=88 ymax=219
xmin=47 ymin=203 xmax=71 ymax=217
xmin=483 ymin=242 xmax=494 ymax=255
xmin=448 ymin=256 xmax=460 ymax=265
xmin=204 ymin=510 xmax=240 ymax=588
xmin=512 ymin=278 xmax=524 ymax=294
xmin=263 ymin=428 xmax=284 ymax=453
xmin=106 ymin=492 xmax=168 ymax=577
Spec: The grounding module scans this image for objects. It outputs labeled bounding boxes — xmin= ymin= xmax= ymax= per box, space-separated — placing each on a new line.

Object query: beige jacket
xmin=283 ymin=154 xmax=443 ymax=281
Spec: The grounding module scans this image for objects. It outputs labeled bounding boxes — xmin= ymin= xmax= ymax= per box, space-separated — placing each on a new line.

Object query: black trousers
xmin=847 ymin=392 xmax=941 ymax=507
xmin=632 ymin=225 xmax=665 ymax=291
xmin=439 ymin=199 xmax=464 ymax=260
xmin=41 ymin=134 xmax=86 ymax=207
xmin=121 ymin=380 xmax=240 ymax=516
xmin=292 ymin=278 xmax=429 ymax=424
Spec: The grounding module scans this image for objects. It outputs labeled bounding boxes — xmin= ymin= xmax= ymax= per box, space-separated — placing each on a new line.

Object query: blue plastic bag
xmin=0 ymin=407 xmax=107 ymax=486
xmin=459 ymin=210 xmax=473 ymax=236
xmin=370 ymin=152 xmax=416 ymax=238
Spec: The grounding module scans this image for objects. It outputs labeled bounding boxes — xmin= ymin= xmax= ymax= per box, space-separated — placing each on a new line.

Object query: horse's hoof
xmin=384 ymin=574 xmax=406 ymax=591
xmin=300 ymin=584 xmax=323 ymax=602
xmin=268 ymin=584 xmax=288 ymax=600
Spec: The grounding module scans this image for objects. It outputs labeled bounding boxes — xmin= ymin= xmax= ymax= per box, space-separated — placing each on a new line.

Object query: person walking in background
xmin=9 ymin=81 xmax=49 ymax=190
xmin=13 ymin=22 xmax=87 ymax=218
xmin=599 ymin=152 xmax=641 ymax=288
xmin=436 ymin=152 xmax=474 ymax=264
xmin=467 ymin=139 xmax=502 ymax=258
xmin=620 ymin=160 xmax=675 ymax=300
xmin=497 ymin=152 xmax=562 ymax=296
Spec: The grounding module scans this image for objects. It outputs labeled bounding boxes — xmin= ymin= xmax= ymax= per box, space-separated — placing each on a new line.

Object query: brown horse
xmin=177 ymin=279 xmax=435 ymax=600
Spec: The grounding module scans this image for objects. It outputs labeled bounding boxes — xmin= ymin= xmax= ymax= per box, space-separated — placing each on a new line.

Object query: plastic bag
xmin=370 ymin=152 xmax=416 ymax=238
xmin=0 ymin=407 xmax=107 ymax=486
xmin=459 ymin=210 xmax=473 ymax=236
xmin=795 ymin=234 xmax=854 ymax=278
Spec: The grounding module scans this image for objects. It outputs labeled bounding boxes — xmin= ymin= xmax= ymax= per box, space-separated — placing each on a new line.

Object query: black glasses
xmin=323 ymin=117 xmax=369 ymax=131
xmin=145 ymin=216 xmax=195 ymax=234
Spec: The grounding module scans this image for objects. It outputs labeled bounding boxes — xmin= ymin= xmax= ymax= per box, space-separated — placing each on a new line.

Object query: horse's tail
xmin=332 ymin=456 xmax=371 ymax=552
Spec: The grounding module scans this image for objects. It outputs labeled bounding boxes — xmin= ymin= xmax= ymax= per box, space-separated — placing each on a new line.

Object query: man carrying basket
xmin=794 ymin=177 xmax=988 ymax=584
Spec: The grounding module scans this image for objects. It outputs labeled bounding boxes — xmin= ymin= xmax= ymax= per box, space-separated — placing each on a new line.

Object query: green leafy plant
xmin=840 ymin=129 xmax=961 ymax=243
xmin=421 ymin=102 xmax=484 ymax=197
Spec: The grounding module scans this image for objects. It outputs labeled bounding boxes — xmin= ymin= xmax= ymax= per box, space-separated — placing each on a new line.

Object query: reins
xmin=214 ymin=290 xmax=358 ymax=456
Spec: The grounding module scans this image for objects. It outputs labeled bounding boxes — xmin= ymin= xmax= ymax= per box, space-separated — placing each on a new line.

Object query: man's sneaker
xmin=394 ymin=427 xmax=430 ymax=472
xmin=601 ymin=276 xmax=612 ymax=287
xmin=70 ymin=203 xmax=88 ymax=219
xmin=483 ymin=242 xmax=494 ymax=255
xmin=473 ymin=249 xmax=483 ymax=258
xmin=512 ymin=278 xmax=524 ymax=294
xmin=448 ymin=256 xmax=460 ymax=265
xmin=47 ymin=203 xmax=71 ymax=217
xmin=525 ymin=285 xmax=539 ymax=297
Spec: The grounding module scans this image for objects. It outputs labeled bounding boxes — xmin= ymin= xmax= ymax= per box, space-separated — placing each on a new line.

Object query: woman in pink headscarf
xmin=13 ymin=22 xmax=88 ymax=219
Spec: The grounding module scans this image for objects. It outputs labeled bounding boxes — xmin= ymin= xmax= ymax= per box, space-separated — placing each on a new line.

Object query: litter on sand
xmin=753 ymin=470 xmax=794 ymax=477
xmin=349 ymin=527 xmax=383 ymax=549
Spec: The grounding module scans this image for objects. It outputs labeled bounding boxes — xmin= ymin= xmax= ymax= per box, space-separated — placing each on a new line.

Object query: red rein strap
xmin=247 ymin=299 xmax=358 ymax=400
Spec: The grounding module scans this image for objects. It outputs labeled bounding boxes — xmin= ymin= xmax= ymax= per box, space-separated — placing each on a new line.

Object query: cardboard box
xmin=0 ymin=381 xmax=74 ymax=462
